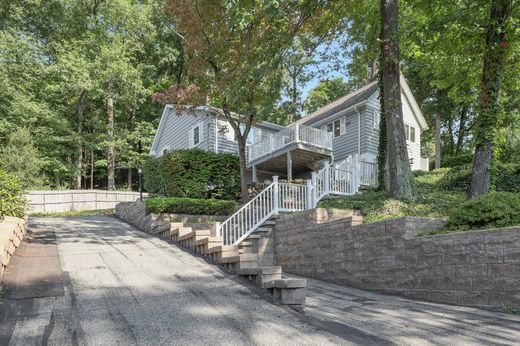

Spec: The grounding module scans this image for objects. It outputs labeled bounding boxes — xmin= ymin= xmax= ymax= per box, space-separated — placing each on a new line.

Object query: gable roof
xmin=297 ymin=75 xmax=428 ymax=131
xmin=297 ymin=81 xmax=378 ymax=126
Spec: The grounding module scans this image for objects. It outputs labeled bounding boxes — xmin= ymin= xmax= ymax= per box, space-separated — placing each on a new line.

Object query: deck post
xmin=273 ymin=176 xmax=279 ymax=215
xmin=286 ymin=152 xmax=293 ymax=181
xmin=324 ymin=165 xmax=330 ymax=194
xmin=311 ymin=171 xmax=317 ymax=207
xmin=294 ymin=124 xmax=300 ymax=142
xmin=252 ymin=165 xmax=257 ymax=183
xmin=306 ymin=180 xmax=313 ymax=209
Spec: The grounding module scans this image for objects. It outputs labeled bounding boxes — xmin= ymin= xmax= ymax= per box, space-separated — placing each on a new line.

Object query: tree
xmin=303 ymin=77 xmax=350 ymax=114
xmin=469 ymin=0 xmax=513 ymax=198
xmin=379 ymin=0 xmax=414 ymax=200
xmin=161 ymin=0 xmax=326 ymax=202
xmin=0 ymin=128 xmax=45 ymax=188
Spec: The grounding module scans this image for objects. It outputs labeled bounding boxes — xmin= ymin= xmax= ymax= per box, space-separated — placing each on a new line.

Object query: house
xmin=150 ymin=75 xmax=429 ymax=188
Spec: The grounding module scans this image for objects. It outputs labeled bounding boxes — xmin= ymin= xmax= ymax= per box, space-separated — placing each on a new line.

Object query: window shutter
xmin=340 ymin=116 xmax=346 ymax=135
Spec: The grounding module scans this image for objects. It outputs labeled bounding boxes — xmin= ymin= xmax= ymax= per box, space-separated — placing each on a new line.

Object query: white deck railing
xmin=248 ymin=124 xmax=332 ymax=163
xmin=216 ymin=153 xmax=381 ymax=246
xmin=216 ymin=177 xmax=309 ymax=245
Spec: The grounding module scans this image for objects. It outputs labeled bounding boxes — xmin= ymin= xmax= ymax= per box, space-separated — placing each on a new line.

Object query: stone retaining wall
xmin=115 ymin=201 xmax=226 ymax=235
xmin=27 ymin=190 xmax=147 ymax=213
xmin=0 ymin=216 xmax=28 ymax=280
xmin=274 ymin=209 xmax=520 ymax=310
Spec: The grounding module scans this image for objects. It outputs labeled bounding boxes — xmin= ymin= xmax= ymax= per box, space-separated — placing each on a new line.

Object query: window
xmin=190 ymin=122 xmax=204 ymax=147
xmin=405 ymin=124 xmax=416 ymax=143
xmin=334 ymin=119 xmax=341 ymax=138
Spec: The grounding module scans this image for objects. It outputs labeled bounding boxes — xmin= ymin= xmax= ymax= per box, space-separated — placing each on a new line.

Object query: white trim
xmin=149 ymin=105 xmax=172 ymax=156
xmin=400 ymin=75 xmax=428 ymax=131
xmin=189 ymin=121 xmax=204 ymax=148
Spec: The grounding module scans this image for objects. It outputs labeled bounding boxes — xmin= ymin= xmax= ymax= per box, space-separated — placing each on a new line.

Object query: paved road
xmin=1 ymin=216 xmax=519 ymax=346
xmin=0 ymin=216 xmax=347 ymax=346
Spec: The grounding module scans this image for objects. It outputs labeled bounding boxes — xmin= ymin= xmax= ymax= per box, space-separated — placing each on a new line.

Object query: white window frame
xmin=190 ymin=122 xmax=204 ymax=148
xmin=322 ymin=117 xmax=345 ymax=138
xmin=405 ymin=124 xmax=416 ymax=143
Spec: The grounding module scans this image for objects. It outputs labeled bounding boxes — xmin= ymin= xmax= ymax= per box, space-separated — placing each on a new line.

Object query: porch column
xmin=287 ymin=151 xmax=293 ymax=181
xmin=252 ymin=165 xmax=257 ymax=183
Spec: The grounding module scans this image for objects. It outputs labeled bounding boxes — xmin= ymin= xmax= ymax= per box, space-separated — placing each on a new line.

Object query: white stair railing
xmin=217 ymin=164 xmax=358 ymax=245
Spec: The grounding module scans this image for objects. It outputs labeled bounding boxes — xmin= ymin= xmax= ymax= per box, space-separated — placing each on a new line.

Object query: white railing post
xmin=324 ymin=165 xmax=330 ymax=194
xmin=215 ymin=222 xmax=221 ymax=237
xmin=295 ymin=124 xmax=300 ymax=143
xmin=352 ymin=154 xmax=360 ymax=193
xmin=273 ymin=176 xmax=279 ymax=215
xmin=306 ymin=180 xmax=313 ymax=209
xmin=311 ymin=171 xmax=317 ymax=207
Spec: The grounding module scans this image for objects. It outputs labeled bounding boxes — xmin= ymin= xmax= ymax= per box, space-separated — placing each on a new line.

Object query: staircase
xmin=162 ymin=218 xmax=306 ymax=305
xmin=216 ymin=163 xmax=358 ymax=246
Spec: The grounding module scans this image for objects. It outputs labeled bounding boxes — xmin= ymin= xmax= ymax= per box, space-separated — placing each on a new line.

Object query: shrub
xmin=429 ymin=153 xmax=473 ymax=170
xmin=143 ymin=149 xmax=240 ymax=200
xmin=438 ymin=164 xmax=471 ymax=192
xmin=446 ymin=192 xmax=520 ymax=231
xmin=145 ymin=197 xmax=236 ymax=215
xmin=496 ymin=164 xmax=520 ymax=193
xmin=0 ymin=169 xmax=27 ymax=218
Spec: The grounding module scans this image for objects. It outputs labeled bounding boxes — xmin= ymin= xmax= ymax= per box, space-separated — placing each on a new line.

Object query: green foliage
xmin=0 ymin=128 xmax=45 ymax=188
xmin=320 ymin=168 xmax=467 ymax=223
xmin=145 ymin=197 xmax=236 ymax=215
xmin=496 ymin=164 xmax=520 ymax=193
xmin=303 ymin=78 xmax=350 ymax=114
xmin=438 ymin=165 xmax=472 ymax=192
xmin=143 ymin=150 xmax=240 ymax=200
xmin=0 ymin=169 xmax=26 ymax=218
xmin=446 ymin=192 xmax=520 ymax=231
xmin=430 ymin=153 xmax=473 ymax=170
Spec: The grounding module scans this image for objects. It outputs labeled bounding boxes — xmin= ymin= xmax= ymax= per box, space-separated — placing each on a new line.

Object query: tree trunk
xmin=107 ymin=96 xmax=116 ymax=191
xmin=447 ymin=117 xmax=455 ymax=155
xmin=379 ymin=0 xmax=413 ymax=200
xmin=469 ymin=0 xmax=512 ymax=198
xmin=434 ymin=112 xmax=441 ymax=169
xmin=90 ymin=150 xmax=94 ymax=190
xmin=127 ymin=169 xmax=132 ymax=190
xmin=75 ymin=90 xmax=87 ymax=190
xmin=237 ymin=138 xmax=249 ymax=203
xmin=455 ymin=105 xmax=468 ymax=154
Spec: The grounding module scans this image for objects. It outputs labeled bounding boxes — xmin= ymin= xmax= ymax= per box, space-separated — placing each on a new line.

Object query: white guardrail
xmin=248 ymin=124 xmax=333 ymax=163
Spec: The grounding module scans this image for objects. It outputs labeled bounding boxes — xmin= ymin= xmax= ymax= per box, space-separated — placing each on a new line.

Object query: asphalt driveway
xmin=1 ymin=216 xmax=519 ymax=345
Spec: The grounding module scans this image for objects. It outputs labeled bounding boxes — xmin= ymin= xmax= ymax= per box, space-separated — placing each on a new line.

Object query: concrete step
xmin=265 ymin=278 xmax=307 ymax=305
xmin=170 ymin=226 xmax=192 ymax=241
xmin=237 ymin=266 xmax=283 ymax=288
xmin=193 ymin=236 xmax=223 ymax=254
xmin=351 ymin=215 xmax=364 ymax=226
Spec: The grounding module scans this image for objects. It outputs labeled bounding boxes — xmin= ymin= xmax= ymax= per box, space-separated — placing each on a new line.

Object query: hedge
xmin=437 ymin=163 xmax=520 ymax=193
xmin=446 ymin=192 xmax=520 ymax=231
xmin=143 ymin=149 xmax=240 ymax=200
xmin=0 ymin=169 xmax=26 ymax=218
xmin=145 ymin=197 xmax=236 ymax=215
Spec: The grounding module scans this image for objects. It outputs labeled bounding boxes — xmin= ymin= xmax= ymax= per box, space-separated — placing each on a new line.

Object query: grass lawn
xmin=30 ymin=209 xmax=115 ymax=217
xmin=319 ymin=169 xmax=467 ymax=223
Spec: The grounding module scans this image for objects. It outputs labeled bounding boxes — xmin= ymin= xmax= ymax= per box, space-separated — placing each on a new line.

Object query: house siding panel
xmin=402 ymin=94 xmax=422 ymax=170
xmin=332 ymin=112 xmax=359 ymax=163
xmin=156 ymin=109 xmax=210 ymax=155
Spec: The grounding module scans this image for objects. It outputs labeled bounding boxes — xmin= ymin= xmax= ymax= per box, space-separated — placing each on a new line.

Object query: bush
xmin=496 ymin=164 xmax=520 ymax=193
xmin=0 ymin=169 xmax=27 ymax=218
xmin=438 ymin=164 xmax=471 ymax=192
xmin=143 ymin=149 xmax=240 ymax=200
xmin=446 ymin=192 xmax=520 ymax=231
xmin=429 ymin=153 xmax=473 ymax=170
xmin=145 ymin=197 xmax=236 ymax=215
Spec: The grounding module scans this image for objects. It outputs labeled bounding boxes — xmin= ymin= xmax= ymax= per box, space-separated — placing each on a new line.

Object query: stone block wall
xmin=27 ymin=190 xmax=148 ymax=213
xmin=274 ymin=208 xmax=520 ymax=310
xmin=115 ymin=201 xmax=226 ymax=235
xmin=0 ymin=216 xmax=28 ymax=281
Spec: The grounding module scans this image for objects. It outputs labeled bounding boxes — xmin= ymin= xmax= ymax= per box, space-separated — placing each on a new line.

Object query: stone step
xmin=351 ymin=215 xmax=364 ymax=226
xmin=178 ymin=229 xmax=211 ymax=242
xmin=206 ymin=245 xmax=238 ymax=254
xmin=265 ymin=278 xmax=307 ymax=305
xmin=237 ymin=266 xmax=282 ymax=275
xmin=170 ymin=226 xmax=192 ymax=241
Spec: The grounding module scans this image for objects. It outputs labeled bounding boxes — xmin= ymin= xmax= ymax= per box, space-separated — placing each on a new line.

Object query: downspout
xmin=214 ymin=116 xmax=218 ymax=153
xmin=355 ymin=105 xmax=361 ymax=157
